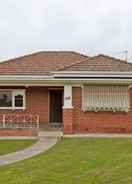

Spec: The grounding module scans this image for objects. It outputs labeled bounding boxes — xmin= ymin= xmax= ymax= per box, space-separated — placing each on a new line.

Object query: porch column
xmin=63 ymin=85 xmax=74 ymax=134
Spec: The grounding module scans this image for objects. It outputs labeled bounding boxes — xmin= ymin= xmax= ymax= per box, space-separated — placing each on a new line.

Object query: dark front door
xmin=49 ymin=90 xmax=63 ymax=124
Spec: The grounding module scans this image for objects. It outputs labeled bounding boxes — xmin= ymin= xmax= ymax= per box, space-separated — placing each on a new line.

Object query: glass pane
xmin=0 ymin=91 xmax=12 ymax=107
xmin=15 ymin=95 xmax=23 ymax=107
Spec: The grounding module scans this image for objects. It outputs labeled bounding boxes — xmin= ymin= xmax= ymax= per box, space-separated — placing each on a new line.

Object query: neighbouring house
xmin=0 ymin=51 xmax=132 ymax=135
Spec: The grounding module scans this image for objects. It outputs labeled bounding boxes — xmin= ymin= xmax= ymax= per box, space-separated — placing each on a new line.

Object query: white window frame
xmin=0 ymin=89 xmax=26 ymax=110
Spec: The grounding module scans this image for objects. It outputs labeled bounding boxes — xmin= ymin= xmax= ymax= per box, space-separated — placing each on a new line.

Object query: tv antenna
xmin=115 ymin=50 xmax=128 ymax=61
xmin=124 ymin=50 xmax=128 ymax=61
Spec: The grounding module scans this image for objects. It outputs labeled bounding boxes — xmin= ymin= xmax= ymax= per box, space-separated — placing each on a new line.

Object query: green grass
xmin=0 ymin=139 xmax=36 ymax=156
xmin=0 ymin=138 xmax=132 ymax=184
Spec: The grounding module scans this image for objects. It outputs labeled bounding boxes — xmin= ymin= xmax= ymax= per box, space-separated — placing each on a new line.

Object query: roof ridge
xmin=98 ymin=55 xmax=132 ymax=69
xmin=0 ymin=51 xmax=44 ymax=65
xmin=97 ymin=54 xmax=125 ymax=61
xmin=96 ymin=54 xmax=132 ymax=65
xmin=59 ymin=54 xmax=128 ymax=72
xmin=58 ymin=54 xmax=132 ymax=72
xmin=70 ymin=51 xmax=89 ymax=59
xmin=74 ymin=54 xmax=132 ymax=66
xmin=57 ymin=55 xmax=90 ymax=71
xmin=0 ymin=51 xmax=88 ymax=65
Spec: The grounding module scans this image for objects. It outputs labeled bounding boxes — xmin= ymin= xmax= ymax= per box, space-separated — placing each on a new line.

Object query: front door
xmin=49 ymin=90 xmax=63 ymax=124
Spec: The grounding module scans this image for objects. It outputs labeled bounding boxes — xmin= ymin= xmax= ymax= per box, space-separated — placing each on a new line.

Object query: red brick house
xmin=0 ymin=51 xmax=132 ymax=135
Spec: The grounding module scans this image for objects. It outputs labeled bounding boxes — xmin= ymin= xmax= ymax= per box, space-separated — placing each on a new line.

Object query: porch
xmin=0 ymin=85 xmax=72 ymax=136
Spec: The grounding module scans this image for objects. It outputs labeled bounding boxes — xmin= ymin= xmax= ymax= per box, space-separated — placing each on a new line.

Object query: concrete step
xmin=40 ymin=124 xmax=62 ymax=132
xmin=39 ymin=131 xmax=63 ymax=138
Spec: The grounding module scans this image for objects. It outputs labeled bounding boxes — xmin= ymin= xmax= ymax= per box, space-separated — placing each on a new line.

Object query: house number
xmin=65 ymin=96 xmax=70 ymax=100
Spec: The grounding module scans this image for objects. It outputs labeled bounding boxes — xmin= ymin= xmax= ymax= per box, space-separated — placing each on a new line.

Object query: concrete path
xmin=0 ymin=137 xmax=57 ymax=166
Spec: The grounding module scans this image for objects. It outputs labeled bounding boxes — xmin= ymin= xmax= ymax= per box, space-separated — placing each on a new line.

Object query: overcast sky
xmin=0 ymin=0 xmax=132 ymax=61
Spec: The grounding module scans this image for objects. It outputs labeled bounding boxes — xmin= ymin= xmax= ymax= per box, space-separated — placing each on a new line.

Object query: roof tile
xmin=0 ymin=51 xmax=88 ymax=75
xmin=61 ymin=54 xmax=132 ymax=72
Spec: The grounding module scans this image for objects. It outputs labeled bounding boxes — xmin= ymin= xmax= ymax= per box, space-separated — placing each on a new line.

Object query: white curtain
xmin=83 ymin=85 xmax=129 ymax=112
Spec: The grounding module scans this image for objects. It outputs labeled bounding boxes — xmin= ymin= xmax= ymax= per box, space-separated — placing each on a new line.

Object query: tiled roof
xmin=0 ymin=52 xmax=132 ymax=76
xmin=61 ymin=55 xmax=132 ymax=72
xmin=0 ymin=51 xmax=88 ymax=75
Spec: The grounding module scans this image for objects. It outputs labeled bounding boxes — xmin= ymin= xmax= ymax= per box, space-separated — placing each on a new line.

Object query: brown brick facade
xmin=0 ymin=129 xmax=38 ymax=136
xmin=0 ymin=86 xmax=49 ymax=125
xmin=26 ymin=87 xmax=49 ymax=124
xmin=0 ymin=87 xmax=49 ymax=136
xmin=1 ymin=86 xmax=132 ymax=135
xmin=71 ymin=87 xmax=132 ymax=133
xmin=63 ymin=108 xmax=73 ymax=134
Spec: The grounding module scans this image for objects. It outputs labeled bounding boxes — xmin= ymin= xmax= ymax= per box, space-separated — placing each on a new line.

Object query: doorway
xmin=49 ymin=90 xmax=63 ymax=125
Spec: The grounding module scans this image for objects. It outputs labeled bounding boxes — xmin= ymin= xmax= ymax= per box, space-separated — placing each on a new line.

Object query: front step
xmin=40 ymin=124 xmax=62 ymax=132
xmin=39 ymin=131 xmax=63 ymax=138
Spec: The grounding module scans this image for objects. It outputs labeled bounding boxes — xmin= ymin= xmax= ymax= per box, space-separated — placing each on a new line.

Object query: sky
xmin=0 ymin=0 xmax=132 ymax=61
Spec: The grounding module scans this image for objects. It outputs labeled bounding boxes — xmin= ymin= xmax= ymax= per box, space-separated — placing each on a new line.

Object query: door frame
xmin=48 ymin=88 xmax=63 ymax=125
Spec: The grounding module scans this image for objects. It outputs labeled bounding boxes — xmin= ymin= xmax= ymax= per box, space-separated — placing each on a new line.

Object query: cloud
xmin=0 ymin=0 xmax=132 ymax=61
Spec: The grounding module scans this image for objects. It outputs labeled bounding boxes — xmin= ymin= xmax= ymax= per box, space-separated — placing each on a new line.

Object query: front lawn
xmin=0 ymin=139 xmax=37 ymax=156
xmin=0 ymin=138 xmax=132 ymax=184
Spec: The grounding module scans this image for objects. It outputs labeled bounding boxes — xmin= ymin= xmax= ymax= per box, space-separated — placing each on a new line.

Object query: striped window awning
xmin=83 ymin=86 xmax=129 ymax=112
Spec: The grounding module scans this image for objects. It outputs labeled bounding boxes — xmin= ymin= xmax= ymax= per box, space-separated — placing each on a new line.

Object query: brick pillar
xmin=63 ymin=85 xmax=73 ymax=134
xmin=63 ymin=108 xmax=73 ymax=134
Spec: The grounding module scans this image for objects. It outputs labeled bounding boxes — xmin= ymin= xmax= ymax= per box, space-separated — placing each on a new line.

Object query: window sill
xmin=0 ymin=107 xmax=26 ymax=110
xmin=82 ymin=109 xmax=129 ymax=113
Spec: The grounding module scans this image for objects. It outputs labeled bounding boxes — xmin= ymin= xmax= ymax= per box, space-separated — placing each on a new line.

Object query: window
xmin=14 ymin=95 xmax=23 ymax=107
xmin=13 ymin=90 xmax=25 ymax=109
xmin=0 ymin=91 xmax=12 ymax=107
xmin=83 ymin=86 xmax=129 ymax=112
xmin=0 ymin=90 xmax=25 ymax=109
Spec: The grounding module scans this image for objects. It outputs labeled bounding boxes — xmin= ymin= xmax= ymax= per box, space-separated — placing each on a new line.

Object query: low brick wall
xmin=0 ymin=129 xmax=39 ymax=136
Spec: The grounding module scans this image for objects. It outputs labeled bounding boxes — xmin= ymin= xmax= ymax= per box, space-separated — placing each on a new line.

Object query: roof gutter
xmin=1 ymin=71 xmax=132 ymax=80
xmin=0 ymin=74 xmax=132 ymax=85
xmin=0 ymin=78 xmax=132 ymax=86
xmin=0 ymin=75 xmax=54 ymax=81
xmin=52 ymin=71 xmax=132 ymax=74
xmin=52 ymin=71 xmax=132 ymax=78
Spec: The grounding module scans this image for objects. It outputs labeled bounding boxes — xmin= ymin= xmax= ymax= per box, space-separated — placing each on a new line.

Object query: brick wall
xmin=0 ymin=129 xmax=38 ymax=136
xmin=63 ymin=108 xmax=73 ymax=134
xmin=2 ymin=86 xmax=132 ymax=134
xmin=72 ymin=87 xmax=132 ymax=133
xmin=0 ymin=87 xmax=49 ymax=125
xmin=26 ymin=87 xmax=49 ymax=124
